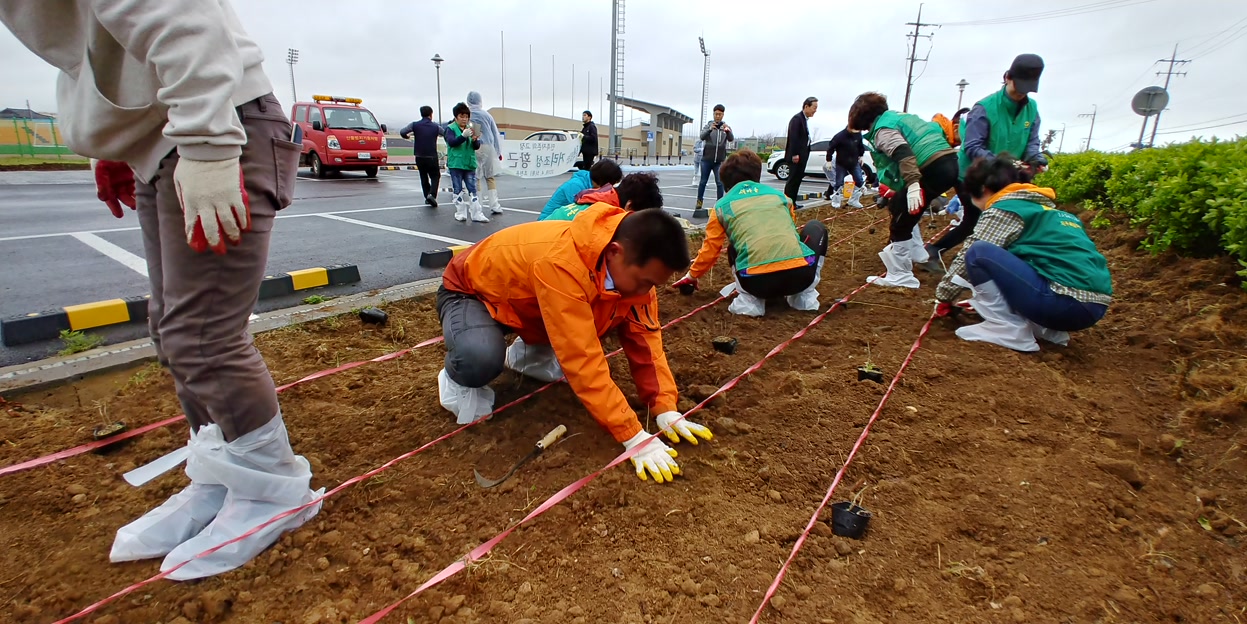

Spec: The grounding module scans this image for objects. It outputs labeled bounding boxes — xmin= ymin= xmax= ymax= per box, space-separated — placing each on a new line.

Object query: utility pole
xmin=528 ymin=45 xmax=533 ymax=113
xmin=1079 ymin=105 xmax=1097 ymax=151
xmin=902 ymin=3 xmax=939 ymax=113
xmin=552 ymin=55 xmax=556 ymax=117
xmin=1148 ymin=44 xmax=1189 ymax=147
xmin=1058 ymin=122 xmax=1066 ymax=153
xmin=500 ymin=32 xmax=505 ymax=109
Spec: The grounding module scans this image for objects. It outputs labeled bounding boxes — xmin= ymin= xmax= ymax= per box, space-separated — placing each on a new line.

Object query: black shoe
xmin=915 ymin=244 xmax=946 ymax=274
xmin=426 ymin=194 xmax=438 ymax=207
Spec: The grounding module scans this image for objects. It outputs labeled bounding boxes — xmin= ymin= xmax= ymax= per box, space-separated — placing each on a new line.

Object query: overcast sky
xmin=1 ymin=0 xmax=1243 ymax=152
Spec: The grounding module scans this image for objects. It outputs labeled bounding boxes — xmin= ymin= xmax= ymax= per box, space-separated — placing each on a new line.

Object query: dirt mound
xmin=1 ymin=209 xmax=1244 ymax=623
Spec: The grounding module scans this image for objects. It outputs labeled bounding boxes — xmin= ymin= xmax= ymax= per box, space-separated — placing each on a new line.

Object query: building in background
xmin=490 ymin=96 xmax=692 ymax=160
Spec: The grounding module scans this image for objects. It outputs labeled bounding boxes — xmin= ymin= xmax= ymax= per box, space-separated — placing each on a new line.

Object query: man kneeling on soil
xmin=671 ymin=150 xmax=828 ymax=316
xmin=437 ymin=206 xmax=713 ymax=483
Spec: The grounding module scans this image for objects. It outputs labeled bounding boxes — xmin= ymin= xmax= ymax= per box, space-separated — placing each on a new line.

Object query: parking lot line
xmin=68 ymin=233 xmax=149 ymax=277
xmin=316 ymin=214 xmax=472 ymax=245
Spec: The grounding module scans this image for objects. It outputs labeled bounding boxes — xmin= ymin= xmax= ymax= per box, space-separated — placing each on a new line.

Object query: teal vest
xmin=866 ymin=110 xmax=951 ymax=189
xmin=993 ymin=198 xmax=1112 ymax=296
xmin=446 ymin=124 xmax=478 ymax=170
xmin=959 ymin=88 xmax=1038 ymax=176
xmin=715 ymin=181 xmax=814 ymax=272
xmin=544 ymin=202 xmax=590 ymax=222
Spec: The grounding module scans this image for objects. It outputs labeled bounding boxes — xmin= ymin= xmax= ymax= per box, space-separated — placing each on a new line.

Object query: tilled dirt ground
xmin=1 ymin=206 xmax=1244 ymax=624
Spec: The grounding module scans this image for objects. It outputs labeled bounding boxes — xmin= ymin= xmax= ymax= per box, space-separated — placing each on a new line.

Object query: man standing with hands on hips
xmin=784 ymin=97 xmax=818 ymax=208
xmin=0 ymin=0 xmax=320 ymax=580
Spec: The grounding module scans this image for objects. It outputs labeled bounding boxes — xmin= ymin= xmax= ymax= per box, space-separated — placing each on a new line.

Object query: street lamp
xmin=431 ymin=54 xmax=444 ymax=126
xmin=286 ymin=48 xmax=299 ymax=104
xmin=698 ymin=37 xmax=710 ymax=140
xmin=956 ymin=78 xmax=969 ymax=110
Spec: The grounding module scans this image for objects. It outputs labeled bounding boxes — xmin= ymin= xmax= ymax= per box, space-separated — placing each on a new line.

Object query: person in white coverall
xmin=0 ymin=0 xmax=320 ymax=580
xmin=467 ymin=91 xmax=505 ymax=215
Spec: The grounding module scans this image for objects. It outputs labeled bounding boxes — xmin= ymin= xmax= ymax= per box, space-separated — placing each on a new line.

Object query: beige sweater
xmin=0 ymin=0 xmax=273 ymax=182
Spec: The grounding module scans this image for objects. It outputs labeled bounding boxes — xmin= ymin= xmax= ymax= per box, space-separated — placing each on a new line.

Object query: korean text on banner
xmin=499 ymin=139 xmax=583 ymax=179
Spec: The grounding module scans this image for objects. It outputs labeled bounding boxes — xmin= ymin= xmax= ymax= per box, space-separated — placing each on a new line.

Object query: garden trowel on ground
xmin=474 ymin=424 xmax=567 ymax=488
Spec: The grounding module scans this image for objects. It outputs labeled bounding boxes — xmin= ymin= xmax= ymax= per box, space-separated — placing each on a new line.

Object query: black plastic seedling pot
xmin=678 ymin=283 xmax=696 ymax=296
xmin=359 ymin=307 xmax=388 ymax=325
xmin=857 ymin=366 xmax=884 ymax=383
xmin=92 ymin=421 xmax=129 ymax=454
xmin=830 ymin=502 xmax=872 ymax=539
xmin=712 ymin=336 xmax=738 ymax=355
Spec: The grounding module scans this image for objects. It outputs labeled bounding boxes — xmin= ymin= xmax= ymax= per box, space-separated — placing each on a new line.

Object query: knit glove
xmin=173 ymin=157 xmax=250 ymax=255
xmin=92 ymin=160 xmax=136 ymax=218
xmin=622 ymin=430 xmax=680 ymax=484
xmin=906 ymin=185 xmax=926 ymax=215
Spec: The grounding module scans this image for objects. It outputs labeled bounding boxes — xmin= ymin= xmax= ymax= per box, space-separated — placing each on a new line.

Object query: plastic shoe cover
xmin=955 ymin=280 xmax=1040 ymax=352
xmin=1028 ymin=321 xmax=1070 ymax=346
xmin=729 ymin=291 xmax=766 ymax=316
xmin=488 ymin=189 xmax=504 ymax=214
xmin=786 ymin=258 xmax=823 ymax=311
xmin=110 ymin=459 xmax=226 ymax=562
xmin=160 ymin=416 xmax=323 ymax=580
xmin=437 ymin=368 xmax=495 ymax=424
xmin=453 ymin=192 xmax=468 ymax=222
xmin=469 ymin=196 xmax=490 ymax=222
xmin=950 ymin=274 xmax=973 ymax=289
xmin=829 ymin=193 xmax=843 ymax=209
xmin=505 ymin=337 xmax=564 ymax=383
xmin=848 ymin=187 xmax=864 ymax=208
xmin=909 ymin=225 xmax=929 ymax=263
xmin=866 ymin=243 xmax=920 ymax=289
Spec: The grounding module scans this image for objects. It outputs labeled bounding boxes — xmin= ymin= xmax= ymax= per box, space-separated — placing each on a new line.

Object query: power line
xmin=1155 ymin=119 xmax=1247 ymax=135
xmin=1157 ymin=112 xmax=1247 ymax=132
xmin=1190 ymin=25 xmax=1247 ymax=60
xmin=942 ymin=0 xmax=1157 ymax=26
xmin=1183 ymin=16 xmax=1247 ymax=56
xmin=902 ymin=3 xmax=939 ymax=113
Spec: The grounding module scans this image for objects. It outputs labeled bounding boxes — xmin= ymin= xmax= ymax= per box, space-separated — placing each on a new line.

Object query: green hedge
xmin=1035 ymin=138 xmax=1247 ymax=287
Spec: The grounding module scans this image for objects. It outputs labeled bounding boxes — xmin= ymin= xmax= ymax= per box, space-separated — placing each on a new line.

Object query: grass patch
xmin=58 ymin=329 xmax=104 ymax=356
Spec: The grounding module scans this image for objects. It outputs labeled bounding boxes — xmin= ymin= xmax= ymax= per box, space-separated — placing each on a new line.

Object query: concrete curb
xmin=0 ymin=277 xmax=442 ymax=395
xmin=418 ymin=244 xmax=471 ymax=269
xmin=1 ymin=265 xmax=361 ymax=347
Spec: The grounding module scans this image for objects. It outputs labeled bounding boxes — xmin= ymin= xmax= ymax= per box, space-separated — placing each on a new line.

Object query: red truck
xmin=291 ymin=95 xmax=388 ymax=178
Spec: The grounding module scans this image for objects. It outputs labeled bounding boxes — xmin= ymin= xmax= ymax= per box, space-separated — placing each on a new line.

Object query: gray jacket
xmin=699 ymin=121 xmax=734 ymax=162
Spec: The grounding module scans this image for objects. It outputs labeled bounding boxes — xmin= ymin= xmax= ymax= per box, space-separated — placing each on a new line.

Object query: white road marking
xmin=69 ymin=232 xmax=149 ymax=277
xmin=317 ymin=214 xmax=472 ymax=245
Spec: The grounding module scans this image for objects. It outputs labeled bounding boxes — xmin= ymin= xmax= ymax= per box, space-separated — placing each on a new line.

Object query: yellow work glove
xmin=655 ymin=411 xmax=713 ymax=445
xmin=621 ymin=430 xmax=680 ymax=484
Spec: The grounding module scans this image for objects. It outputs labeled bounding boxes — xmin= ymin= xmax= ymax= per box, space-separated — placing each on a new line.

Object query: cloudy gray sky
xmin=1 ymin=0 xmax=1243 ymax=152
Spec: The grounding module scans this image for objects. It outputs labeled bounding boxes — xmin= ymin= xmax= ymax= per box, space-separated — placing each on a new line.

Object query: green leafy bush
xmin=1036 ymin=138 xmax=1247 ymax=288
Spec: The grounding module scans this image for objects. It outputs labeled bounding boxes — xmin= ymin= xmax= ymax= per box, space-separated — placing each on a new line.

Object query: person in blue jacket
xmin=538 ymin=159 xmax=623 ymax=220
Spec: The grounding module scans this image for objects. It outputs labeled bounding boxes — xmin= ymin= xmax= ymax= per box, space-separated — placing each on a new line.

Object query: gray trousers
xmin=136 ymin=93 xmax=300 ymax=442
xmin=436 ymin=286 xmax=507 ymax=388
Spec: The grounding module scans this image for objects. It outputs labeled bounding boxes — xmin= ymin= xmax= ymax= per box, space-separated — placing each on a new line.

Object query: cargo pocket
xmin=272 ymin=138 xmax=301 ymax=210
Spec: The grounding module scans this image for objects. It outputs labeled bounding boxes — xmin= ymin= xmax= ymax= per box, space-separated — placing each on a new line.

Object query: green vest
xmin=714 ymin=181 xmax=814 ymax=272
xmin=993 ymin=198 xmax=1113 ymax=296
xmin=446 ymin=124 xmax=478 ymax=170
xmin=544 ymin=202 xmax=590 ymax=222
xmin=866 ymin=110 xmax=951 ymax=189
xmin=958 ymin=88 xmax=1039 ymax=176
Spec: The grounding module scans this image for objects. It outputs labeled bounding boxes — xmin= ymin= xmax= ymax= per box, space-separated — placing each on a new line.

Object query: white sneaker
xmin=160 ymin=416 xmax=322 ymax=580
xmin=437 ymin=368 xmax=495 ymax=423
xmin=866 ymin=243 xmax=920 ymax=289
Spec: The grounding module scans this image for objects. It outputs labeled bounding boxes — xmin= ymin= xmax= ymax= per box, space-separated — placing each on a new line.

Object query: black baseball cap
xmin=1007 ymin=54 xmax=1044 ymax=94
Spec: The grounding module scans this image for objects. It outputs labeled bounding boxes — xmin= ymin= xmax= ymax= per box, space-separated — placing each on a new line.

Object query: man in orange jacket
xmin=437 ymin=205 xmax=712 ymax=483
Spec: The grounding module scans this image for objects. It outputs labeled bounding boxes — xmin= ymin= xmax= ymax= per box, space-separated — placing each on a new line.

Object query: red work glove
xmin=934 ymin=301 xmax=957 ymax=319
xmin=669 ymin=273 xmax=699 ymax=294
xmin=93 ymin=160 xmax=136 ymax=218
xmin=173 ymin=157 xmax=251 ymax=255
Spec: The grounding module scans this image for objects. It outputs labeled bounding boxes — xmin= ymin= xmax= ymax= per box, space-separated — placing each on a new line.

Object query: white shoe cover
xmin=438 ymin=368 xmax=495 ymax=424
xmin=866 ymin=243 xmax=920 ymax=289
xmin=786 ymin=258 xmax=822 ymax=311
xmin=453 ymin=192 xmax=468 ymax=222
xmin=909 ymin=225 xmax=929 ymax=263
xmin=955 ymin=280 xmax=1040 ymax=352
xmin=487 ymin=188 xmax=504 ymax=214
xmin=829 ymin=193 xmax=843 ymax=209
xmin=469 ymin=196 xmax=490 ymax=222
xmin=505 ymin=336 xmax=564 ymax=383
xmin=110 ymin=483 xmax=226 ymax=562
xmin=728 ymin=273 xmax=766 ymax=316
xmin=1028 ymin=321 xmax=1071 ymax=346
xmin=848 ymin=187 xmax=864 ymax=208
xmin=160 ymin=415 xmax=322 ymax=580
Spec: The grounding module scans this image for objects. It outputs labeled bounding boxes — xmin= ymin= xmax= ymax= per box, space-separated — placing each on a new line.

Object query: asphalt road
xmin=0 ymin=166 xmax=831 ymax=366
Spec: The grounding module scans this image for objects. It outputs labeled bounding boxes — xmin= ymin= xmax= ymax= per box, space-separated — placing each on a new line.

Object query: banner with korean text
xmin=498 ymin=139 xmax=582 ymax=178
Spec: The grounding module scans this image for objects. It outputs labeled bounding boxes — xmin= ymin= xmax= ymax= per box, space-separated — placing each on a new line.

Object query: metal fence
xmin=0 ymin=118 xmax=76 ymax=158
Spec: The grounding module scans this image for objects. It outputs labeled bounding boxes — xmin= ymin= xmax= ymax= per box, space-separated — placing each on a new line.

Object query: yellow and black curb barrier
xmin=1 ymin=265 xmax=361 ymax=347
xmin=379 ymin=165 xmax=419 ymax=171
xmin=418 ymin=244 xmax=472 ymax=269
xmin=257 ymin=264 xmax=361 ymax=299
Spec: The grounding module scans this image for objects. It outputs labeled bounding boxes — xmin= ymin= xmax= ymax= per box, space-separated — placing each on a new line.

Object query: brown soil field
xmin=1 ymin=206 xmax=1244 ymax=624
